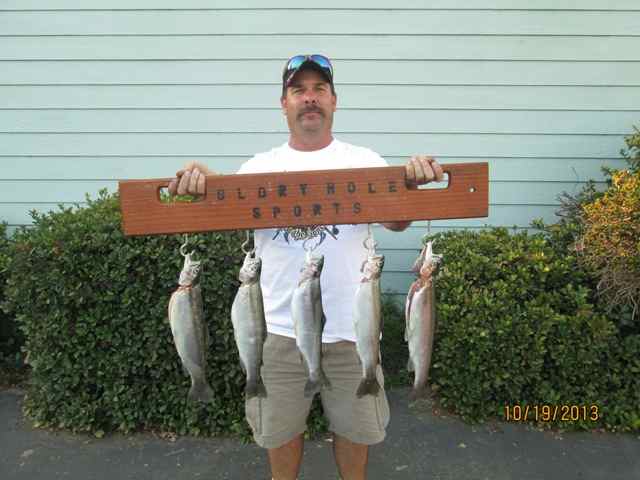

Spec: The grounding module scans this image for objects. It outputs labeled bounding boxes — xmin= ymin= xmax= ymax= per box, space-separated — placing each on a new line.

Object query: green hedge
xmin=423 ymin=228 xmax=639 ymax=431
xmin=3 ymin=192 xmax=638 ymax=435
xmin=4 ymin=192 xmax=251 ymax=437
xmin=0 ymin=222 xmax=20 ymax=366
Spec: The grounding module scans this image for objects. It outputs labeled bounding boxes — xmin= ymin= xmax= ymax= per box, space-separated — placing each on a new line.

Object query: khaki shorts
xmin=245 ymin=333 xmax=390 ymax=449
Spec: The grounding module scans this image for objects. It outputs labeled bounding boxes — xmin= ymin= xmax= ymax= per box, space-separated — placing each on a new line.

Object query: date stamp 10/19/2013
xmin=504 ymin=404 xmax=601 ymax=423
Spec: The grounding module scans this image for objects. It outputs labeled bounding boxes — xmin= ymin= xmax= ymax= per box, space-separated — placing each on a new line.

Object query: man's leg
xmin=244 ymin=334 xmax=312 ymax=479
xmin=320 ymin=341 xmax=390 ymax=480
xmin=333 ymin=433 xmax=368 ymax=480
xmin=268 ymin=433 xmax=304 ymax=480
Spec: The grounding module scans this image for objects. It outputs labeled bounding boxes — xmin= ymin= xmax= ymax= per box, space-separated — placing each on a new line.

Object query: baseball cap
xmin=282 ymin=54 xmax=335 ymax=95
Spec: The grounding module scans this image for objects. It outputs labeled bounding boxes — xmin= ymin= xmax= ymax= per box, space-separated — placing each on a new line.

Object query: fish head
xmin=411 ymin=245 xmax=428 ymax=273
xmin=239 ymin=252 xmax=262 ymax=283
xmin=178 ymin=253 xmax=202 ymax=286
xmin=301 ymin=252 xmax=324 ymax=279
xmin=362 ymin=254 xmax=385 ymax=279
xmin=419 ymin=241 xmax=442 ymax=279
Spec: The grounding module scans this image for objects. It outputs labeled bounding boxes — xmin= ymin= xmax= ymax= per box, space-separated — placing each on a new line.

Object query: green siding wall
xmin=1 ymin=1 xmax=638 ymax=294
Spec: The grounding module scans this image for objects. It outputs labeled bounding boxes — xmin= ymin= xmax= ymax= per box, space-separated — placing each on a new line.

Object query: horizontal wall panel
xmin=2 ymin=11 xmax=639 ymax=36
xmin=378 ymin=249 xmax=422 ymax=273
xmin=0 ymin=179 xmax=597 ymax=206
xmin=373 ymin=224 xmax=546 ymax=250
xmin=0 ymin=157 xmax=625 ymax=183
xmin=3 ymin=60 xmax=640 ymax=87
xmin=0 ymin=132 xmax=627 ymax=158
xmin=3 ymin=1 xmax=640 ymax=11
xmin=2 ymin=36 xmax=640 ymax=62
xmin=2 ymin=109 xmax=638 ymax=135
xmin=2 ymin=85 xmax=638 ymax=110
xmin=0 ymin=203 xmax=559 ymax=234
xmin=381 ymin=272 xmax=418 ymax=295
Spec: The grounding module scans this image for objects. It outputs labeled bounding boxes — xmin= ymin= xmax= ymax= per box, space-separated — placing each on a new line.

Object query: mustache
xmin=298 ymin=106 xmax=324 ymax=118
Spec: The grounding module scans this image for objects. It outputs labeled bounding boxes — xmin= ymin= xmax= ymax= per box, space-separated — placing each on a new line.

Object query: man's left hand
xmin=405 ymin=155 xmax=444 ymax=186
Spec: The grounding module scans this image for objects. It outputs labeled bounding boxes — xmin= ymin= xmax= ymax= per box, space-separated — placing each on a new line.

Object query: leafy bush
xmin=621 ymin=126 xmax=640 ymax=173
xmin=3 ymin=191 xmax=252 ymax=436
xmin=581 ymin=169 xmax=640 ymax=319
xmin=4 ymin=191 xmax=638 ymax=435
xmin=380 ymin=293 xmax=410 ymax=388
xmin=534 ymin=127 xmax=640 ymax=332
xmin=2 ymin=191 xmax=342 ymax=438
xmin=418 ymin=228 xmax=639 ymax=431
xmin=0 ymin=222 xmax=21 ymax=367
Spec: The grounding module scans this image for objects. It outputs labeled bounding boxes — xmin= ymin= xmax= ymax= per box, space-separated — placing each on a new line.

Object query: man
xmin=169 ymin=54 xmax=443 ymax=480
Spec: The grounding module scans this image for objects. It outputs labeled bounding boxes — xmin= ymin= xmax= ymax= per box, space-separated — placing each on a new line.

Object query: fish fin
xmin=304 ymin=379 xmax=320 ymax=398
xmin=407 ymin=357 xmax=415 ymax=372
xmin=167 ymin=292 xmax=177 ymax=323
xmin=356 ymin=377 xmax=381 ymax=398
xmin=188 ymin=379 xmax=215 ymax=403
xmin=246 ymin=376 xmax=267 ymax=399
xmin=192 ymin=285 xmax=210 ymax=347
xmin=238 ymin=358 xmax=247 ymax=375
xmin=204 ymin=325 xmax=211 ymax=348
xmin=257 ymin=376 xmax=267 ymax=398
xmin=320 ymin=370 xmax=332 ymax=390
xmin=245 ymin=376 xmax=267 ymax=399
xmin=405 ymin=283 xmax=418 ymax=341
xmin=304 ymin=371 xmax=331 ymax=398
xmin=403 ymin=303 xmax=409 ymax=342
xmin=403 ymin=300 xmax=410 ymax=342
xmin=409 ymin=384 xmax=429 ymax=402
xmin=411 ymin=245 xmax=427 ymax=273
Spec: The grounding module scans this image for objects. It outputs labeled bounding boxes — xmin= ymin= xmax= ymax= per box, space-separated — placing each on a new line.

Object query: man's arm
xmin=381 ymin=220 xmax=412 ymax=232
xmin=381 ymin=155 xmax=444 ymax=233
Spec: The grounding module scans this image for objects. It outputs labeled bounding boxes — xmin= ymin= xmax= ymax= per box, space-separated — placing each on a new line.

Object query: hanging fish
xmin=231 ymin=251 xmax=268 ymax=399
xmin=168 ymin=252 xmax=215 ymax=403
xmin=291 ymin=252 xmax=331 ymax=397
xmin=353 ymin=252 xmax=385 ymax=398
xmin=405 ymin=240 xmax=441 ymax=402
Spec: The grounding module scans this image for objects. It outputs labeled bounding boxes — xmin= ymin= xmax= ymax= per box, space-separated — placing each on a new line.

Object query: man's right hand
xmin=168 ymin=161 xmax=213 ymax=196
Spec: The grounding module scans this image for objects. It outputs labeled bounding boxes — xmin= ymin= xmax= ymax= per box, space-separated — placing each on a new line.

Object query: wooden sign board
xmin=119 ymin=163 xmax=488 ymax=236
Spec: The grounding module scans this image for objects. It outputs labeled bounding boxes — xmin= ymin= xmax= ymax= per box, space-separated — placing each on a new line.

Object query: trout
xmin=291 ymin=252 xmax=331 ymax=397
xmin=168 ymin=252 xmax=215 ymax=403
xmin=353 ymin=253 xmax=385 ymax=398
xmin=231 ymin=251 xmax=267 ymax=399
xmin=405 ymin=241 xmax=441 ymax=402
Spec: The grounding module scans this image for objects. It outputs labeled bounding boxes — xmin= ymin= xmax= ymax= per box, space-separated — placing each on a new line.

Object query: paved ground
xmin=1 ymin=387 xmax=638 ymax=480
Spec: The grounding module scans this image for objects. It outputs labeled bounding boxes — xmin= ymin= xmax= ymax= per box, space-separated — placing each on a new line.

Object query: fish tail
xmin=408 ymin=384 xmax=429 ymax=402
xmin=245 ymin=376 xmax=268 ymax=399
xmin=304 ymin=370 xmax=331 ymax=398
xmin=407 ymin=357 xmax=415 ymax=372
xmin=256 ymin=377 xmax=267 ymax=398
xmin=320 ymin=369 xmax=332 ymax=390
xmin=356 ymin=377 xmax=381 ymax=398
xmin=188 ymin=379 xmax=215 ymax=403
xmin=304 ymin=379 xmax=321 ymax=398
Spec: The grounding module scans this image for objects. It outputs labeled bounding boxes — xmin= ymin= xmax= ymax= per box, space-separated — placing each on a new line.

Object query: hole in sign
xmin=158 ymin=187 xmax=205 ymax=204
xmin=416 ymin=173 xmax=450 ymax=190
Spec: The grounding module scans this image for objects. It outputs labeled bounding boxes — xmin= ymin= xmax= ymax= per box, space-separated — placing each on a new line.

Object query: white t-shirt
xmin=236 ymin=138 xmax=388 ymax=342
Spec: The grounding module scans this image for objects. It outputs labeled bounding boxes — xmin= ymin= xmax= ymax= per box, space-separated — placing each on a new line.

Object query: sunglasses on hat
xmin=282 ymin=54 xmax=334 ymax=89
